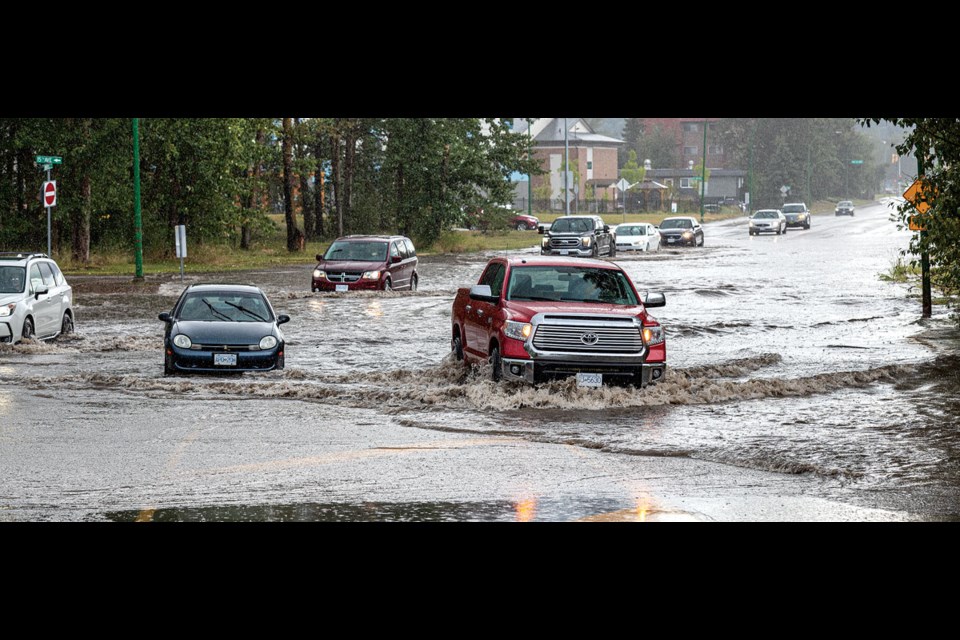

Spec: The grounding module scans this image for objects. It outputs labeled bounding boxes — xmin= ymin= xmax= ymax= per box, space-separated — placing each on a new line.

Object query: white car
xmin=748 ymin=209 xmax=787 ymax=236
xmin=0 ymin=252 xmax=74 ymax=344
xmin=614 ymin=223 xmax=661 ymax=252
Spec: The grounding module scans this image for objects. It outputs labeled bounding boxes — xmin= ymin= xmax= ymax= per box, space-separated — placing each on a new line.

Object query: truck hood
xmin=318 ymin=260 xmax=384 ymax=273
xmin=505 ymin=300 xmax=645 ymax=319
xmin=547 ymin=231 xmax=591 ymax=238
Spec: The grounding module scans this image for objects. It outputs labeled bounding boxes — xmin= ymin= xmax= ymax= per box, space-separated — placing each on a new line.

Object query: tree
xmin=621 ymin=150 xmax=646 ymax=185
xmin=281 ymin=117 xmax=304 ymax=252
xmin=862 ymin=118 xmax=960 ymax=321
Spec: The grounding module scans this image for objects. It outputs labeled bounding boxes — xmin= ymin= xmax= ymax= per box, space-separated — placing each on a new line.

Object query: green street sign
xmin=850 ymin=160 xmax=864 ymax=165
xmin=35 ymin=155 xmax=62 ymax=165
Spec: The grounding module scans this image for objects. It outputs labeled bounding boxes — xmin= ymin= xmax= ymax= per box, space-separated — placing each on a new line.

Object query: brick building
xmin=639 ymin=118 xmax=728 ymax=169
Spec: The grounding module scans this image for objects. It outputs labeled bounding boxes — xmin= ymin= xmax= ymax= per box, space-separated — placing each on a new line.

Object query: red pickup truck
xmin=451 ymin=256 xmax=666 ymax=387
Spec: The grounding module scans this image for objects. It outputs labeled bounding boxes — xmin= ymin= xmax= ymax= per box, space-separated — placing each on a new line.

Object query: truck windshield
xmin=507 ymin=266 xmax=639 ymax=305
xmin=324 ymin=241 xmax=388 ymax=262
xmin=550 ymin=218 xmax=594 ymax=233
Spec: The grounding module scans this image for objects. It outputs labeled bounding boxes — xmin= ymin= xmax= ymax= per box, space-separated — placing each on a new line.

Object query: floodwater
xmin=2 ymin=199 xmax=959 ymax=521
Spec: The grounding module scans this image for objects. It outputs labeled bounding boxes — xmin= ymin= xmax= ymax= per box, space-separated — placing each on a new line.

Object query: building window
xmin=682 ymin=123 xmax=698 ymax=132
xmin=680 ymin=178 xmax=693 ymax=189
xmin=664 ymin=178 xmax=674 ymax=187
xmin=683 ymin=146 xmax=698 ymax=156
xmin=709 ymin=145 xmax=723 ymax=155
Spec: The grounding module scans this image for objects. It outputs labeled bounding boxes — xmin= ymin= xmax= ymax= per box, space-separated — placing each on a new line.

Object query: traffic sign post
xmin=35 ymin=155 xmax=62 ymax=257
xmin=903 ymin=172 xmax=932 ymax=318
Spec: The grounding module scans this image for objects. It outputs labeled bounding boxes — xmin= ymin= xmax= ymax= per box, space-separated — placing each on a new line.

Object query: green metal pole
xmin=700 ymin=119 xmax=707 ymax=223
xmin=527 ymin=118 xmax=532 ymax=216
xmin=133 ymin=118 xmax=143 ymax=281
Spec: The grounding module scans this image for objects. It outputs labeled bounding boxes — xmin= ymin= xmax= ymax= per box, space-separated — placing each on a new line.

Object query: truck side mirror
xmin=469 ymin=284 xmax=499 ymax=304
xmin=644 ymin=292 xmax=666 ymax=308
xmin=538 ymin=226 xmax=544 ymax=234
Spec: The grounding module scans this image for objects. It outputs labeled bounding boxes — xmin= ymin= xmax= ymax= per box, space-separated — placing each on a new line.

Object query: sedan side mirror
xmin=158 ymin=312 xmax=172 ymax=323
xmin=277 ymin=314 xmax=291 ymax=325
xmin=644 ymin=292 xmax=666 ymax=308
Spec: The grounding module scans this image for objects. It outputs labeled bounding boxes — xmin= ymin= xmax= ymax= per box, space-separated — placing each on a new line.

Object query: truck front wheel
xmin=490 ymin=345 xmax=502 ymax=382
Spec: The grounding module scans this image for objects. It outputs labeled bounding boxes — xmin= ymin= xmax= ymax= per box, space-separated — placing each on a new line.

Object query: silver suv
xmin=0 ymin=253 xmax=74 ymax=344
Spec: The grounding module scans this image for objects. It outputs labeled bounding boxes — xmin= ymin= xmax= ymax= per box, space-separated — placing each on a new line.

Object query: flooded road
xmin=2 ymin=199 xmax=959 ymax=521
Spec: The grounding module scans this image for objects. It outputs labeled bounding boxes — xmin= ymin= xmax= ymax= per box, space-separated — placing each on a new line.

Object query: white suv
xmin=0 ymin=253 xmax=74 ymax=344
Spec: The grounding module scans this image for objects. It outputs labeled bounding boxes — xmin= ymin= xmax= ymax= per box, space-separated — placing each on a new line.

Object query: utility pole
xmin=527 ymin=118 xmax=533 ymax=216
xmin=917 ymin=152 xmax=931 ymax=318
xmin=133 ymin=118 xmax=144 ymax=281
xmin=564 ymin=118 xmax=569 ymax=216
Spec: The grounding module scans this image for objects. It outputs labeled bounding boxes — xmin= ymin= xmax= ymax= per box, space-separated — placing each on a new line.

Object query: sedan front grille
xmin=190 ymin=343 xmax=259 ymax=351
xmin=533 ymin=322 xmax=644 ymax=354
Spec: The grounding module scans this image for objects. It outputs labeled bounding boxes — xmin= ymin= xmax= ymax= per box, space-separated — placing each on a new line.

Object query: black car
xmin=781 ymin=202 xmax=811 ymax=229
xmin=658 ymin=217 xmax=705 ymax=247
xmin=835 ymin=200 xmax=855 ymax=216
xmin=158 ymin=284 xmax=290 ymax=374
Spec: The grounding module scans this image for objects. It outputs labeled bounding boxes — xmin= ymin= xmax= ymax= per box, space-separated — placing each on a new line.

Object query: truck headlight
xmin=642 ymin=325 xmax=664 ymax=346
xmin=582 ymin=236 xmax=592 ymax=247
xmin=313 ymin=269 xmax=326 ymax=279
xmin=504 ymin=320 xmax=533 ymax=341
xmin=173 ymin=334 xmax=192 ymax=349
xmin=361 ymin=271 xmax=381 ymax=280
xmin=259 ymin=336 xmax=278 ymax=350
xmin=0 ymin=303 xmax=15 ymax=317
xmin=541 ymin=238 xmax=550 ymax=248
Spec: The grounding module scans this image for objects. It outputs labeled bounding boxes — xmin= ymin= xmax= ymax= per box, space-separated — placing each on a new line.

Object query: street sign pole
xmin=133 ymin=118 xmax=144 ymax=281
xmin=45 ymin=165 xmax=52 ymax=256
xmin=917 ymin=154 xmax=931 ymax=318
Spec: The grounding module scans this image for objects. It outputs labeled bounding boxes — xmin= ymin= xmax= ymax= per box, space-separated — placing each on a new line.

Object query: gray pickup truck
xmin=540 ymin=215 xmax=615 ymax=258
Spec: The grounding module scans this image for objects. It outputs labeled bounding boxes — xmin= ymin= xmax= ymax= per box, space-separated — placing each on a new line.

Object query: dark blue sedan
xmin=158 ymin=284 xmax=290 ymax=374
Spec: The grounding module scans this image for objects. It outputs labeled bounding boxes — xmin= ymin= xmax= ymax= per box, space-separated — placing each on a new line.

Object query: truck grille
xmin=549 ymin=238 xmax=582 ymax=249
xmin=327 ymin=271 xmax=362 ymax=283
xmin=533 ymin=318 xmax=644 ymax=354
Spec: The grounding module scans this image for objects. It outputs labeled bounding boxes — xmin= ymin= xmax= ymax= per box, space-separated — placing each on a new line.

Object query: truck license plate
xmin=576 ymin=373 xmax=602 ymax=387
xmin=214 ymin=353 xmax=237 ymax=366
xmin=335 ymin=284 xmax=348 ymax=292
xmin=560 ymin=250 xmax=569 ymax=256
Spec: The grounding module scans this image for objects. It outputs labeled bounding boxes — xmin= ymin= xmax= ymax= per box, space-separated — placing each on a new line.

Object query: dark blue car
xmin=158 ymin=284 xmax=290 ymax=374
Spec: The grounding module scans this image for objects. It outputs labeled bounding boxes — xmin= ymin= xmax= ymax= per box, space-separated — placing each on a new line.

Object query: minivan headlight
xmin=259 ymin=336 xmax=278 ymax=350
xmin=313 ymin=269 xmax=325 ymax=279
xmin=362 ymin=271 xmax=381 ymax=280
xmin=173 ymin=334 xmax=192 ymax=349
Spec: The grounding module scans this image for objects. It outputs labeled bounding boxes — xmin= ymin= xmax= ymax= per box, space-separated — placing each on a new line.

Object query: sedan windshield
xmin=0 ymin=266 xmax=25 ymax=294
xmin=550 ymin=218 xmax=594 ymax=233
xmin=507 ymin=266 xmax=639 ymax=305
xmin=782 ymin=205 xmax=805 ymax=213
xmin=838 ymin=201 xmax=852 ymax=207
xmin=753 ymin=211 xmax=779 ymax=219
xmin=660 ymin=219 xmax=692 ymax=229
xmin=618 ymin=225 xmax=645 ymax=236
xmin=324 ymin=241 xmax=388 ymax=262
xmin=179 ymin=293 xmax=272 ymax=322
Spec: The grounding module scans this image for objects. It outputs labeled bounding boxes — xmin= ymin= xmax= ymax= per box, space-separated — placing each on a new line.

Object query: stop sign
xmin=43 ymin=181 xmax=56 ymax=207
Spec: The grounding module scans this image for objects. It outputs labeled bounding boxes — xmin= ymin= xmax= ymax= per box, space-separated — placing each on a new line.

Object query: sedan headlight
xmin=581 ymin=236 xmax=592 ymax=247
xmin=642 ymin=325 xmax=665 ymax=346
xmin=173 ymin=334 xmax=192 ymax=349
xmin=362 ymin=270 xmax=381 ymax=280
xmin=682 ymin=231 xmax=693 ymax=238
xmin=259 ymin=336 xmax=278 ymax=350
xmin=504 ymin=320 xmax=533 ymax=341
xmin=313 ymin=269 xmax=326 ymax=279
xmin=749 ymin=220 xmax=757 ymax=226
xmin=0 ymin=303 xmax=15 ymax=317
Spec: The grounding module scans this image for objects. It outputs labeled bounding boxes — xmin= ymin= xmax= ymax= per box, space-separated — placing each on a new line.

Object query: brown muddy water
xmin=2 ymin=200 xmax=959 ymax=520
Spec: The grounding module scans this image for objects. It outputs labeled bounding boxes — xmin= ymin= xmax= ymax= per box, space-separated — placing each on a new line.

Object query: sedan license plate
xmin=214 ymin=353 xmax=237 ymax=366
xmin=576 ymin=372 xmax=602 ymax=388
xmin=335 ymin=284 xmax=348 ymax=293
xmin=667 ymin=238 xmax=677 ymax=243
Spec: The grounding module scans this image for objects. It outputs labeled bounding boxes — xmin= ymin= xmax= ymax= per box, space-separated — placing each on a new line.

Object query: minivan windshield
xmin=324 ymin=241 xmax=388 ymax=262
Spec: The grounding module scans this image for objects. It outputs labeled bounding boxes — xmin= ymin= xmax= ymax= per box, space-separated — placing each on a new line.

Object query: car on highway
xmin=782 ymin=202 xmax=811 ymax=229
xmin=511 ymin=214 xmax=540 ymax=230
xmin=312 ymin=235 xmax=418 ymax=292
xmin=540 ymin=215 xmax=615 ymax=258
xmin=0 ymin=252 xmax=73 ymax=344
xmin=451 ymin=256 xmax=667 ymax=387
xmin=658 ymin=217 xmax=704 ymax=247
xmin=158 ymin=284 xmax=290 ymax=375
xmin=614 ymin=223 xmax=661 ymax=252
xmin=748 ymin=209 xmax=787 ymax=235
xmin=835 ymin=201 xmax=855 ymax=216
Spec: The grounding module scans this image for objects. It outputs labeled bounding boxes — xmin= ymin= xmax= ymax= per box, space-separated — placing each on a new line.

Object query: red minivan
xmin=312 ymin=235 xmax=419 ymax=292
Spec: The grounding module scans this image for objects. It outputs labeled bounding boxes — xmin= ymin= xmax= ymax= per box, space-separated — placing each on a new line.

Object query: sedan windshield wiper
xmin=223 ymin=301 xmax=267 ymax=322
xmin=201 ymin=298 xmax=233 ymax=321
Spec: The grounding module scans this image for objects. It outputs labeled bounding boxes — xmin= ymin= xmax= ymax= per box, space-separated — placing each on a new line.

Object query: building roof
xmin=647 ymin=168 xmax=746 ymax=177
xmin=516 ymin=118 xmax=624 ymax=146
